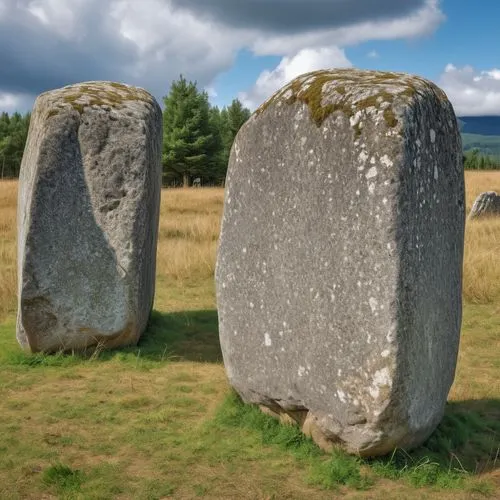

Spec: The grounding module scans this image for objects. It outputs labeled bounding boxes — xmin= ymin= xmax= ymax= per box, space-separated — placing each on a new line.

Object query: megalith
xmin=17 ymin=81 xmax=162 ymax=353
xmin=215 ymin=69 xmax=465 ymax=457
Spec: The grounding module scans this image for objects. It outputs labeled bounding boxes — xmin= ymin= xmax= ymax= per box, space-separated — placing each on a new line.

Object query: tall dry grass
xmin=157 ymin=187 xmax=223 ymax=282
xmin=0 ymin=180 xmax=17 ymax=321
xmin=463 ymin=171 xmax=500 ymax=303
xmin=0 ymin=172 xmax=499 ymax=320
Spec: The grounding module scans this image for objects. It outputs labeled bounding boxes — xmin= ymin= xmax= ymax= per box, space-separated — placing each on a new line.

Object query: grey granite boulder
xmin=469 ymin=191 xmax=500 ymax=218
xmin=17 ymin=81 xmax=162 ymax=353
xmin=215 ymin=69 xmax=465 ymax=457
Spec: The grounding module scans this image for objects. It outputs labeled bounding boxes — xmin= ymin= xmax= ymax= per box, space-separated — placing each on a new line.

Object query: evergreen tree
xmin=208 ymin=106 xmax=228 ymax=184
xmin=162 ymin=75 xmax=215 ymax=186
xmin=218 ymin=99 xmax=251 ymax=180
xmin=226 ymin=99 xmax=251 ymax=142
xmin=0 ymin=111 xmax=30 ymax=178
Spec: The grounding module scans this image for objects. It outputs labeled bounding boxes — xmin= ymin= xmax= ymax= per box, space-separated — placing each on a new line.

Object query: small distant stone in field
xmin=17 ymin=81 xmax=162 ymax=353
xmin=469 ymin=191 xmax=500 ymax=218
xmin=216 ymin=68 xmax=465 ymax=457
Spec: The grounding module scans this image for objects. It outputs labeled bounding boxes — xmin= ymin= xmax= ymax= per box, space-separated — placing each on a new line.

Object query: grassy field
xmin=0 ymin=171 xmax=499 ymax=499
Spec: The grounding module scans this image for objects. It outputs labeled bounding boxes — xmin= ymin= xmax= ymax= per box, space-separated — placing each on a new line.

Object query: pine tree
xmin=208 ymin=106 xmax=228 ymax=185
xmin=162 ymin=75 xmax=215 ymax=186
xmin=219 ymin=99 xmax=251 ymax=179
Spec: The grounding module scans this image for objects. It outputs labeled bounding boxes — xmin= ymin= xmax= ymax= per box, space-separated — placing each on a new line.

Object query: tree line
xmin=1 ymin=80 xmax=499 ymax=181
xmin=0 ymin=76 xmax=251 ymax=185
xmin=0 ymin=111 xmax=31 ymax=178
xmin=463 ymin=148 xmax=500 ymax=170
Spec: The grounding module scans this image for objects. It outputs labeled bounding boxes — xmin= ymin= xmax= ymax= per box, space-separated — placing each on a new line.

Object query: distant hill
xmin=458 ymin=116 xmax=500 ymax=136
xmin=457 ymin=116 xmax=500 ymax=161
xmin=461 ymin=133 xmax=500 ymax=157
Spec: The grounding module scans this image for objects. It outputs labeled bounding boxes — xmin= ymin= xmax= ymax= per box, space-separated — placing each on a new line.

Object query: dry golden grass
xmin=2 ymin=172 xmax=499 ymax=319
xmin=156 ymin=187 xmax=223 ymax=283
xmin=0 ymin=180 xmax=17 ymax=322
xmin=463 ymin=171 xmax=500 ymax=304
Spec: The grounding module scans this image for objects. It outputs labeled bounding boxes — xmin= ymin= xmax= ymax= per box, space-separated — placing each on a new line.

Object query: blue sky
xmin=0 ymin=0 xmax=499 ymax=116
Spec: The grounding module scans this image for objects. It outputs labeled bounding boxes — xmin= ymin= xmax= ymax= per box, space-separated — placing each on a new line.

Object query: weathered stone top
xmin=255 ymin=69 xmax=449 ymax=136
xmin=40 ymin=81 xmax=157 ymax=117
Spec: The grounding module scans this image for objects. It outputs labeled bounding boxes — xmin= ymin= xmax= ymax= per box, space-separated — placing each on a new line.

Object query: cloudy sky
xmin=0 ymin=0 xmax=499 ymax=116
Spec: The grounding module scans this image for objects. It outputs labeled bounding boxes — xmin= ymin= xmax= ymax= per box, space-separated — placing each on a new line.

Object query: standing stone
xmin=469 ymin=191 xmax=500 ymax=218
xmin=17 ymin=81 xmax=162 ymax=353
xmin=215 ymin=69 xmax=465 ymax=457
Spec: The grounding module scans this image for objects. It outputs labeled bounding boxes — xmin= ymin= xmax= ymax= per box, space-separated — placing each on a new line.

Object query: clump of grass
xmin=307 ymin=450 xmax=373 ymax=490
xmin=369 ymin=405 xmax=499 ymax=490
xmin=42 ymin=463 xmax=83 ymax=493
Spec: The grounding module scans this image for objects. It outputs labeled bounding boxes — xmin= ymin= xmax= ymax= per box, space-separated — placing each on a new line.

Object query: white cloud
xmin=239 ymin=47 xmax=352 ymax=110
xmin=440 ymin=64 xmax=500 ymax=116
xmin=0 ymin=0 xmax=445 ymax=113
xmin=240 ymin=0 xmax=443 ymax=109
xmin=0 ymin=92 xmax=32 ymax=113
xmin=25 ymin=0 xmax=87 ymax=39
xmin=250 ymin=0 xmax=443 ymax=56
xmin=367 ymin=50 xmax=379 ymax=59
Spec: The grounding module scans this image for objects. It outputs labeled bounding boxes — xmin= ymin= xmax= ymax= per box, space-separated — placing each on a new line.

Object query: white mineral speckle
xmin=359 ymin=150 xmax=369 ymax=163
xmin=264 ymin=333 xmax=272 ymax=347
xmin=242 ymin=247 xmax=247 ymax=254
xmin=298 ymin=366 xmax=306 ymax=377
xmin=381 ymin=349 xmax=390 ymax=358
xmin=430 ymin=129 xmax=436 ymax=143
xmin=380 ymin=155 xmax=393 ymax=168
xmin=434 ymin=165 xmax=439 ymax=180
xmin=369 ymin=297 xmax=378 ymax=312
xmin=350 ymin=111 xmax=363 ymax=128
xmin=249 ymin=302 xmax=254 ymax=309
xmin=365 ymin=167 xmax=378 ymax=179
xmin=337 ymin=389 xmax=347 ymax=403
xmin=368 ymin=183 xmax=375 ymax=195
xmin=374 ymin=367 xmax=392 ymax=387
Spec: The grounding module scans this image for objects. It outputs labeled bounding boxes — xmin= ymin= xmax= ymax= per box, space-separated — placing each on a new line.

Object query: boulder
xmin=215 ymin=69 xmax=465 ymax=457
xmin=17 ymin=81 xmax=162 ymax=353
xmin=469 ymin=191 xmax=500 ymax=218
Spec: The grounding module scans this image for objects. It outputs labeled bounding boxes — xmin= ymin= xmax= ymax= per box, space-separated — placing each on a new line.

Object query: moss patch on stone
xmin=255 ymin=69 xmax=446 ymax=136
xmin=48 ymin=82 xmax=153 ymax=117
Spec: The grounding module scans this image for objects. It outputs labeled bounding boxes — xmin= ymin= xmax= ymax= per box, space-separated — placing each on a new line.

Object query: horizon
xmin=0 ymin=1 xmax=499 ymax=117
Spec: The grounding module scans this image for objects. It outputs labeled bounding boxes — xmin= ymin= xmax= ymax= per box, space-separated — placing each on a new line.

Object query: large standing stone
xmin=215 ymin=69 xmax=465 ymax=457
xmin=17 ymin=81 xmax=162 ymax=353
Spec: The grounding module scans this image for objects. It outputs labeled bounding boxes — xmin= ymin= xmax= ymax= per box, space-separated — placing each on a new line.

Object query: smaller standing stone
xmin=469 ymin=191 xmax=500 ymax=218
xmin=17 ymin=81 xmax=162 ymax=353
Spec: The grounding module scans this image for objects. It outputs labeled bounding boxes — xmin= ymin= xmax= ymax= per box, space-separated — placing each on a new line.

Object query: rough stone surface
xmin=469 ymin=191 xmax=500 ymax=218
xmin=17 ymin=81 xmax=162 ymax=353
xmin=215 ymin=69 xmax=465 ymax=457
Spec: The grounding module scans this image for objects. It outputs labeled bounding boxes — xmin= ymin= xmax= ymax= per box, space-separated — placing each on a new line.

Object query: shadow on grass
xmin=138 ymin=309 xmax=222 ymax=363
xmin=2 ymin=309 xmax=222 ymax=366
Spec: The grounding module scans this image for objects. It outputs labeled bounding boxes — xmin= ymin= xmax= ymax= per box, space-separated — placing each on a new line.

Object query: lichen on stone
xmin=46 ymin=81 xmax=154 ymax=117
xmin=255 ymin=69 xmax=449 ymax=137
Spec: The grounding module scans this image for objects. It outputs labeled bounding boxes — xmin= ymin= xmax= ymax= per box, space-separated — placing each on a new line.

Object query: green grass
xmin=0 ymin=301 xmax=499 ymax=499
xmin=0 ymin=302 xmax=499 ymax=499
